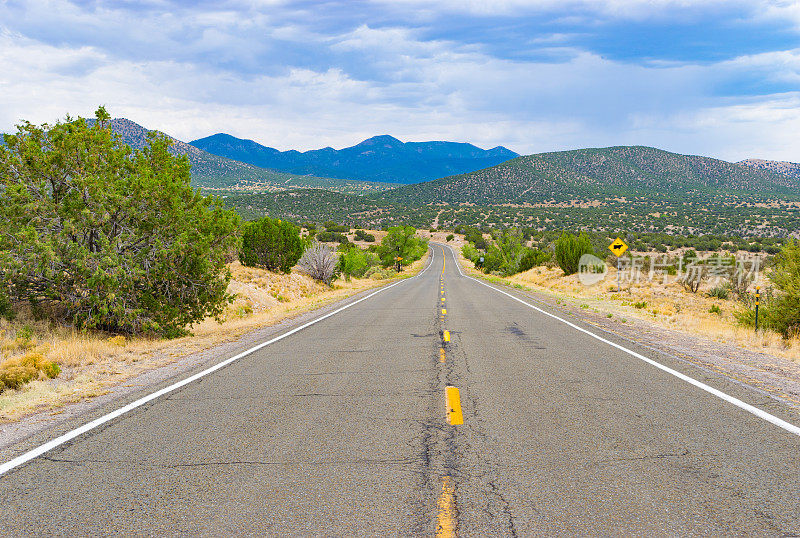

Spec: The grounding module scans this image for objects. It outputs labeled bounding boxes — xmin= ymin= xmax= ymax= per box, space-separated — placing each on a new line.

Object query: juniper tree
xmin=0 ymin=107 xmax=239 ymax=336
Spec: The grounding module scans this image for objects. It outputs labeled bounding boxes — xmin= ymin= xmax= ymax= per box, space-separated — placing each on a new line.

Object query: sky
xmin=1 ymin=0 xmax=799 ymax=161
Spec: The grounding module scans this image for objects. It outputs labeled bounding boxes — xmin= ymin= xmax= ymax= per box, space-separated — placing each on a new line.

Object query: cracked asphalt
xmin=1 ymin=244 xmax=800 ymax=535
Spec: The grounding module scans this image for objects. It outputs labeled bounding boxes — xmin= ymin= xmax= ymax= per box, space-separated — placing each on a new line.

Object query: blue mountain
xmin=189 ymin=133 xmax=518 ymax=184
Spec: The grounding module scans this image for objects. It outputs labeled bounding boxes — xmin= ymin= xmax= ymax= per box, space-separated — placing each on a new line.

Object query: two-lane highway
xmin=1 ymin=244 xmax=799 ymax=535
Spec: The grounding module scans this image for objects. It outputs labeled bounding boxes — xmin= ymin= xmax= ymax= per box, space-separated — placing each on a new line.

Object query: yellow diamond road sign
xmin=608 ymin=237 xmax=628 ymax=257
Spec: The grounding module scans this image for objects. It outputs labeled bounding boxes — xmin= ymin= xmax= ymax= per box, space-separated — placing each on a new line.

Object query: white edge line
xmin=0 ymin=247 xmax=437 ymax=477
xmin=441 ymin=243 xmax=800 ymax=438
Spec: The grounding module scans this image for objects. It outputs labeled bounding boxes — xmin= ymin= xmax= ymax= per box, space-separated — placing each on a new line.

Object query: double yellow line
xmin=437 ymin=246 xmax=461 ymax=538
xmin=439 ymin=248 xmax=462 ymax=426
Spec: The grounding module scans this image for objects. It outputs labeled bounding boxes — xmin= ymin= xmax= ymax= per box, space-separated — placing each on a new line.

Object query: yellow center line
xmin=439 ymin=348 xmax=446 ymax=362
xmin=436 ymin=476 xmax=457 ymax=537
xmin=443 ymin=330 xmax=450 ymax=342
xmin=445 ymin=386 xmax=463 ymax=425
xmin=441 ymin=297 xmax=445 ymax=302
xmin=441 ymin=308 xmax=446 ymax=315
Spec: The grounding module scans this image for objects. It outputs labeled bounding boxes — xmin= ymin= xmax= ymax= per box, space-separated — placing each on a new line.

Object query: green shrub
xmin=240 ymin=217 xmax=305 ymax=273
xmin=0 ymin=107 xmax=240 ymax=337
xmin=518 ymin=248 xmax=551 ymax=272
xmin=377 ymin=226 xmax=428 ymax=268
xmin=461 ymin=243 xmax=480 ymax=263
xmin=0 ymin=288 xmax=14 ymax=321
xmin=708 ymin=283 xmax=731 ymax=300
xmin=339 ymin=247 xmax=375 ymax=280
xmin=316 ymin=231 xmax=349 ymax=243
xmin=739 ymin=241 xmax=800 ymax=337
xmin=554 ymin=232 xmax=594 ymax=275
xmin=633 ymin=301 xmax=647 ymax=309
xmin=709 ymin=304 xmax=722 ymax=315
xmin=446 ymin=234 xmax=454 ymax=242
xmin=323 ymin=221 xmax=349 ymax=233
xmin=354 ymin=229 xmax=375 ymax=242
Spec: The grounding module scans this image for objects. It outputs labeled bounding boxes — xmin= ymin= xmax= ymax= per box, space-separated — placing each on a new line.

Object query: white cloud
xmin=0 ymin=3 xmax=799 ymax=163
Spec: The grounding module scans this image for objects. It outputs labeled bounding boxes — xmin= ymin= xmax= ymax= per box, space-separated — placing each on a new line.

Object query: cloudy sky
xmin=1 ymin=0 xmax=799 ymax=161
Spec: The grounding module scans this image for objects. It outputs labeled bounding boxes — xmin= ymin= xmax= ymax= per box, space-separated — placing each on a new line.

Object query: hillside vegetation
xmin=222 ymin=146 xmax=800 ymax=237
xmin=379 ymin=146 xmax=799 ymax=206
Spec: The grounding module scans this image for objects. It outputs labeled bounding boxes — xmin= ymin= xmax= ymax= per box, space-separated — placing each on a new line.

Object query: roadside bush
xmin=298 ymin=243 xmax=339 ymax=285
xmin=0 ymin=350 xmax=60 ymax=392
xmin=377 ymin=226 xmax=428 ymax=268
xmin=681 ymin=263 xmax=707 ymax=293
xmin=518 ymin=248 xmax=551 ymax=272
xmin=491 ymin=228 xmax=524 ymax=276
xmin=446 ymin=234 xmax=454 ymax=242
xmin=239 ymin=217 xmax=304 ymax=273
xmin=338 ymin=247 xmax=376 ymax=280
xmin=743 ymin=240 xmax=800 ymax=337
xmin=0 ymin=107 xmax=239 ymax=337
xmin=708 ymin=283 xmax=731 ymax=300
xmin=462 ymin=243 xmax=478 ymax=261
xmin=554 ymin=232 xmax=594 ymax=275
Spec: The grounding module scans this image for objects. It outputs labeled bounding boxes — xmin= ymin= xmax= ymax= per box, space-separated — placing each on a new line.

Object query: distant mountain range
xmin=189 ymin=133 xmax=518 ymax=184
xmin=88 ymin=119 xmax=395 ymax=194
xmin=378 ymin=146 xmax=800 ymax=206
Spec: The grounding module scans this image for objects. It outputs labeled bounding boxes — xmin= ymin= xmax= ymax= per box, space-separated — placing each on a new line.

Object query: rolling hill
xmin=377 ymin=146 xmax=800 ymax=206
xmin=190 ymin=133 xmax=518 ymax=184
xmin=90 ymin=118 xmax=397 ymax=194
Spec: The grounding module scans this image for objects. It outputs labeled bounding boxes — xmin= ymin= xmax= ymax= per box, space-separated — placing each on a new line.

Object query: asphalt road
xmin=1 ymin=244 xmax=800 ymax=536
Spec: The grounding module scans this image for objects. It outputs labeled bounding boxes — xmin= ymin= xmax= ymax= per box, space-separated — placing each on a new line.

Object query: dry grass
xmin=0 ymin=252 xmax=428 ymax=422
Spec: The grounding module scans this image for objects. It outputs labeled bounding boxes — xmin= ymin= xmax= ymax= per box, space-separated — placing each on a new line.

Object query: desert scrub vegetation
xmin=376 ymin=225 xmax=429 ymax=269
xmin=461 ymin=227 xmax=551 ymax=277
xmin=239 ymin=216 xmax=305 ymax=273
xmin=555 ymin=232 xmax=595 ymax=276
xmin=736 ymin=240 xmax=800 ymax=338
xmin=0 ymin=107 xmax=239 ymax=338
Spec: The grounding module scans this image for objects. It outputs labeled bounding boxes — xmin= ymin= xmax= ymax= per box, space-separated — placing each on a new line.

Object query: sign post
xmin=395 ymin=256 xmax=403 ymax=272
xmin=755 ymin=285 xmax=760 ymax=332
xmin=608 ymin=237 xmax=629 ymax=293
